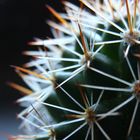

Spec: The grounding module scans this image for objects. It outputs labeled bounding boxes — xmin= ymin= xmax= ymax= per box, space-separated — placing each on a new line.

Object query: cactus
xmin=10 ymin=0 xmax=140 ymax=140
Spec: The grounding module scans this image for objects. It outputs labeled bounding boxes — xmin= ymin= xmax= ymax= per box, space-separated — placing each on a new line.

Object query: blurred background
xmin=0 ymin=0 xmax=78 ymax=139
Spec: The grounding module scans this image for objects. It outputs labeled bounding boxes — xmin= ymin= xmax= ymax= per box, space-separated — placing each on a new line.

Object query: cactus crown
xmin=10 ymin=0 xmax=140 ymax=140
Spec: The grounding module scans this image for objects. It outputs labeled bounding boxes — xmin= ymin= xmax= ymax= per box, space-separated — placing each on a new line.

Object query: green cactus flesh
xmin=11 ymin=0 xmax=140 ymax=140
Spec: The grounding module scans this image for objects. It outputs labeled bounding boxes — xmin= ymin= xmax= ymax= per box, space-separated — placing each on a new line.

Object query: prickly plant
xmin=10 ymin=0 xmax=140 ymax=140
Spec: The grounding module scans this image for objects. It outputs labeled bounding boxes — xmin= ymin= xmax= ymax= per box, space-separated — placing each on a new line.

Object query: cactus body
xmin=11 ymin=1 xmax=140 ymax=140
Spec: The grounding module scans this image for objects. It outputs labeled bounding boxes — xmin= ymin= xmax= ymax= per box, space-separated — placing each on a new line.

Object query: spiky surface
xmin=10 ymin=0 xmax=140 ymax=140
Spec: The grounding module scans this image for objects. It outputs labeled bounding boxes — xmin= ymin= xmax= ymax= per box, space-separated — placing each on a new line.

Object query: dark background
xmin=0 ymin=0 xmax=78 ymax=139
